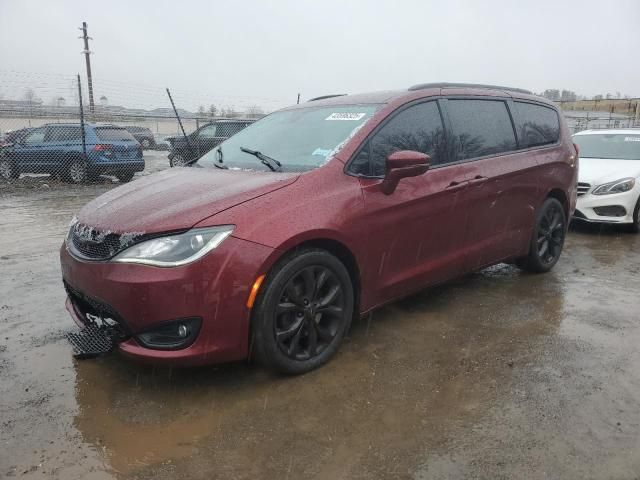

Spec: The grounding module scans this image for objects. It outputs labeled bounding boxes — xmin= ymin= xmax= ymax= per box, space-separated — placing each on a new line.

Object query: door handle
xmin=469 ymin=175 xmax=488 ymax=185
xmin=445 ymin=180 xmax=469 ymax=191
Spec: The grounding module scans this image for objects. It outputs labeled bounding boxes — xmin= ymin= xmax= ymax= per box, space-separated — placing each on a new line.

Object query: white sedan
xmin=572 ymin=129 xmax=640 ymax=232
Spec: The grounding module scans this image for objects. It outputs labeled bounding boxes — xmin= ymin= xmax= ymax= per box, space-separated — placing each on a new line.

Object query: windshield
xmin=573 ymin=133 xmax=640 ymax=160
xmin=198 ymin=104 xmax=380 ymax=172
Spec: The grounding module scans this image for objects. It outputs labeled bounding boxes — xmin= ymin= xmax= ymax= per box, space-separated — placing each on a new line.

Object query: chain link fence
xmin=0 ymin=71 xmax=278 ymax=189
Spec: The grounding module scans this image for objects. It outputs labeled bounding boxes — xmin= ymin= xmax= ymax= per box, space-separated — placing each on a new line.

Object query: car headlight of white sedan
xmin=591 ymin=177 xmax=636 ymax=195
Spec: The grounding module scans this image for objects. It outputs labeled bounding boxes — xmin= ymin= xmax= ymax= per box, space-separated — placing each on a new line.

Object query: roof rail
xmin=408 ymin=82 xmax=532 ymax=95
xmin=307 ymin=94 xmax=347 ymax=102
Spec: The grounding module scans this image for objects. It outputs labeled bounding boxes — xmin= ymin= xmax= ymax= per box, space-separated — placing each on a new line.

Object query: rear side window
xmin=95 ymin=128 xmax=136 ymax=141
xmin=46 ymin=127 xmax=82 ymax=142
xmin=513 ymin=102 xmax=560 ymax=148
xmin=351 ymin=101 xmax=446 ymax=177
xmin=447 ymin=100 xmax=517 ymax=160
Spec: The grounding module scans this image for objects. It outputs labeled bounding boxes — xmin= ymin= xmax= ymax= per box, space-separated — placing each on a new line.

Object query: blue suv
xmin=0 ymin=123 xmax=144 ymax=183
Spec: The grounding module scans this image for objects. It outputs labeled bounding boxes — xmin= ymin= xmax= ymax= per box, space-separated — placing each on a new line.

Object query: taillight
xmin=93 ymin=144 xmax=113 ymax=152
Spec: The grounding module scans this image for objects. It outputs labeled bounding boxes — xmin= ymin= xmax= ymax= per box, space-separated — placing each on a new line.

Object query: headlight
xmin=112 ymin=225 xmax=234 ymax=267
xmin=592 ymin=178 xmax=635 ymax=195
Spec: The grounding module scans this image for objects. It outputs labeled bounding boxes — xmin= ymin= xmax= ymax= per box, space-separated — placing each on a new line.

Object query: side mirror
xmin=380 ymin=150 xmax=430 ymax=195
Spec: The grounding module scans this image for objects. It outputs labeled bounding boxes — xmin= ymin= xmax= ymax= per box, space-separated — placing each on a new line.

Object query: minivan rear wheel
xmin=252 ymin=249 xmax=354 ymax=375
xmin=517 ymin=197 xmax=566 ymax=273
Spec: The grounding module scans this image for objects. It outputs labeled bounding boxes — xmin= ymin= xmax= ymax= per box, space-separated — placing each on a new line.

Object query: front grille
xmin=64 ymin=281 xmax=131 ymax=338
xmin=577 ymin=182 xmax=591 ymax=196
xmin=69 ymin=223 xmax=143 ymax=260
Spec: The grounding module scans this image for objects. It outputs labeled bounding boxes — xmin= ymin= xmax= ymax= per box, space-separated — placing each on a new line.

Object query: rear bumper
xmin=60 ymin=235 xmax=277 ymax=366
xmin=90 ymin=159 xmax=145 ymax=173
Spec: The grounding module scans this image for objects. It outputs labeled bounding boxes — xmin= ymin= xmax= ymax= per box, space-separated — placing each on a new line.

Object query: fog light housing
xmin=136 ymin=317 xmax=201 ymax=350
xmin=593 ymin=205 xmax=627 ymax=217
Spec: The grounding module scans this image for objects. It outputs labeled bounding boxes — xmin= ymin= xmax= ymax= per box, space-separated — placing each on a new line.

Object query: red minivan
xmin=61 ymin=83 xmax=577 ymax=374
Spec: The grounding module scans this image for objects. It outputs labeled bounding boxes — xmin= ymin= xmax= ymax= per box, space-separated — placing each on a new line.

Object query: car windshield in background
xmin=96 ymin=127 xmax=136 ymax=142
xmin=198 ymin=105 xmax=381 ymax=172
xmin=574 ymin=134 xmax=640 ymax=160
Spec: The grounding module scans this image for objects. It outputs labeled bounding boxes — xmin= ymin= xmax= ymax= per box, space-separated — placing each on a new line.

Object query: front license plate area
xmin=66 ymin=323 xmax=116 ymax=359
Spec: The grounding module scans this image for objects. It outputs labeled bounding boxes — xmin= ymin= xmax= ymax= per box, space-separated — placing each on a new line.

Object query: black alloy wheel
xmin=275 ymin=265 xmax=344 ymax=360
xmin=252 ymin=249 xmax=354 ymax=374
xmin=517 ymin=197 xmax=566 ymax=273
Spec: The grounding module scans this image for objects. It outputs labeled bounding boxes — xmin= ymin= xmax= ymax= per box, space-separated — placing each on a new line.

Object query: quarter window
xmin=513 ymin=102 xmax=560 ymax=148
xmin=447 ymin=99 xmax=517 ymax=160
xmin=198 ymin=125 xmax=217 ymax=138
xmin=351 ymin=101 xmax=446 ymax=177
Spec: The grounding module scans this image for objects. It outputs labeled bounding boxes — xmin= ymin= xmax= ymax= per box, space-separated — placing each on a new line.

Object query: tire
xmin=116 ymin=171 xmax=135 ymax=183
xmin=64 ymin=159 xmax=88 ymax=184
xmin=0 ymin=158 xmax=19 ymax=180
xmin=141 ymin=139 xmax=150 ymax=149
xmin=170 ymin=154 xmax=187 ymax=167
xmin=517 ymin=197 xmax=567 ymax=273
xmin=252 ymin=249 xmax=355 ymax=375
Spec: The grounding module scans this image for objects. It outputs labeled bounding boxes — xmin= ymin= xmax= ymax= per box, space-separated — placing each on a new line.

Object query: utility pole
xmin=78 ymin=22 xmax=95 ymax=113
xmin=297 ymin=93 xmax=300 ymax=104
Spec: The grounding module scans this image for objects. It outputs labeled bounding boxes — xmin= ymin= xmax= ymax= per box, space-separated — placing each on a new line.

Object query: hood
xmin=77 ymin=168 xmax=299 ymax=234
xmin=578 ymin=157 xmax=640 ymax=184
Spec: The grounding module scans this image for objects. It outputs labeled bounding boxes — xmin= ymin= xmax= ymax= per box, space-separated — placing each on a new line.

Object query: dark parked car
xmin=1 ymin=127 xmax=33 ymax=147
xmin=124 ymin=126 xmax=156 ymax=149
xmin=168 ymin=119 xmax=253 ymax=167
xmin=61 ymin=83 xmax=576 ymax=374
xmin=0 ymin=123 xmax=144 ymax=183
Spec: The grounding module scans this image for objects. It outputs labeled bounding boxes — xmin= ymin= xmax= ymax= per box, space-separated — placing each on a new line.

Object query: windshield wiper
xmin=240 ymin=147 xmax=282 ymax=172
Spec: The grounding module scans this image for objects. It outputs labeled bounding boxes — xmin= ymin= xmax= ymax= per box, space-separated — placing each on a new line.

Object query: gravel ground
xmin=1 ymin=166 xmax=639 ymax=479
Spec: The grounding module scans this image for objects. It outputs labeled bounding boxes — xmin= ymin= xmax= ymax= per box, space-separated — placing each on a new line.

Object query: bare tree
xmin=197 ymin=105 xmax=206 ymax=116
xmin=246 ymin=105 xmax=264 ymax=118
xmin=208 ymin=104 xmax=217 ymax=117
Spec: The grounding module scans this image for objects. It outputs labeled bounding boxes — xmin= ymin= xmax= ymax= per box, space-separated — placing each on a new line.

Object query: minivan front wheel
xmin=252 ymin=249 xmax=354 ymax=374
xmin=517 ymin=197 xmax=566 ymax=273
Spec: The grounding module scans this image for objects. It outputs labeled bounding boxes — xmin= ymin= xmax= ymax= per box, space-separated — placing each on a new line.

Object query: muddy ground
xmin=1 ymin=168 xmax=640 ymax=479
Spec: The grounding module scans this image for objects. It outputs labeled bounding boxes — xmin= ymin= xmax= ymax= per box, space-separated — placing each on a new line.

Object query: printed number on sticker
xmin=326 ymin=113 xmax=367 ymax=121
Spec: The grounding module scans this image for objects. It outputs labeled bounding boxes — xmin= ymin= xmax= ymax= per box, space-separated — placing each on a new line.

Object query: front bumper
xmin=60 ymin=235 xmax=277 ymax=366
xmin=573 ymin=186 xmax=639 ymax=224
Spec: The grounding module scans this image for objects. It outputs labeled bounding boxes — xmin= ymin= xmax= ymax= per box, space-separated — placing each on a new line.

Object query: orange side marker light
xmin=246 ymin=274 xmax=266 ymax=309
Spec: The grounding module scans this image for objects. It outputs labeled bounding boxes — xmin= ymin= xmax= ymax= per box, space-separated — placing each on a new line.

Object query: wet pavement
xmin=1 ymin=177 xmax=640 ymax=479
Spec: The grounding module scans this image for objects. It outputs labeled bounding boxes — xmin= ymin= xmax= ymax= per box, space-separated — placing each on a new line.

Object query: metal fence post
xmin=77 ymin=74 xmax=87 ymax=161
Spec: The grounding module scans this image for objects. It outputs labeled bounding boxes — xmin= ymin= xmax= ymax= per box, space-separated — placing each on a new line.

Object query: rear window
xmin=513 ymin=102 xmax=560 ymax=148
xmin=447 ymin=99 xmax=517 ymax=160
xmin=95 ymin=127 xmax=136 ymax=141
xmin=573 ymin=134 xmax=640 ymax=160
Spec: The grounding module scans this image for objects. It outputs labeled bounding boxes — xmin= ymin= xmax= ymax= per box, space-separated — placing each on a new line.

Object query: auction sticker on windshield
xmin=325 ymin=112 xmax=367 ymax=121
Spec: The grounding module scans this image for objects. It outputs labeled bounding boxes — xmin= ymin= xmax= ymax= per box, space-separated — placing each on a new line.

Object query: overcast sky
xmin=0 ymin=0 xmax=638 ymax=111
